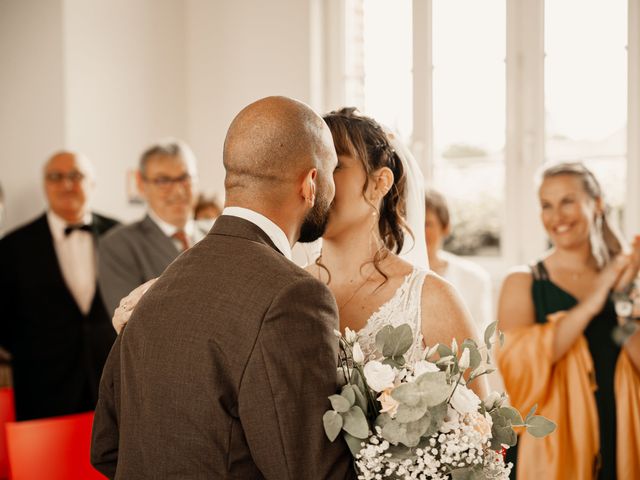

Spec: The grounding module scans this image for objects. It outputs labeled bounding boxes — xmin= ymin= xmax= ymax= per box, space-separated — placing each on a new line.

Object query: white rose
xmin=450 ymin=385 xmax=481 ymax=414
xmin=413 ymin=360 xmax=440 ymax=378
xmin=363 ymin=361 xmax=396 ymax=392
xmin=352 ymin=342 xmax=365 ymax=364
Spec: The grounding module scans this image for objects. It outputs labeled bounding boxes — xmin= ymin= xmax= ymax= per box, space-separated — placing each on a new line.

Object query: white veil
xmin=387 ymin=132 xmax=429 ymax=270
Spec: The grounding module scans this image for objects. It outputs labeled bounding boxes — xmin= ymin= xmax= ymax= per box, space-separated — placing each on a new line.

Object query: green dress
xmin=507 ymin=261 xmax=620 ymax=480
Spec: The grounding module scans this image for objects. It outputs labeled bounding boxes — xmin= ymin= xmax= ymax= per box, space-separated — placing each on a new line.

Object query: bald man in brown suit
xmin=91 ymin=97 xmax=354 ymax=479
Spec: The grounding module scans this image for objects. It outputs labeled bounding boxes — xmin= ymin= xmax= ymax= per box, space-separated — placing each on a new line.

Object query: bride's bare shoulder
xmin=421 ymin=270 xmax=465 ymax=311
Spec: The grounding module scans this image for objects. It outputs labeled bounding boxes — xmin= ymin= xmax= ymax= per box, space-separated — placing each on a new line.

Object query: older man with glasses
xmin=0 ymin=151 xmax=120 ymax=420
xmin=98 ymin=139 xmax=206 ymax=316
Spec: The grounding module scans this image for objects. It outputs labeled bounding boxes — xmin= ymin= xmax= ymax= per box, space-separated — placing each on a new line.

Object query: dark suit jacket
xmin=98 ymin=215 xmax=182 ymax=316
xmin=91 ymin=215 xmax=354 ymax=479
xmin=0 ymin=212 xmax=119 ymax=420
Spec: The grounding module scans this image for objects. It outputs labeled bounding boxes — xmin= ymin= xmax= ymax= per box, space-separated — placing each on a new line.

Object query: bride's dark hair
xmin=321 ymin=107 xmax=410 ymax=281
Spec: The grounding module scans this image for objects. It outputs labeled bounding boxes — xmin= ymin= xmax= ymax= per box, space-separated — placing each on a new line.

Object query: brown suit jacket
xmin=91 ymin=215 xmax=354 ymax=479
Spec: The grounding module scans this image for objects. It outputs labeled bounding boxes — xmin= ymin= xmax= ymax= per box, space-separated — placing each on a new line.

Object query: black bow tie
xmin=64 ymin=223 xmax=93 ymax=236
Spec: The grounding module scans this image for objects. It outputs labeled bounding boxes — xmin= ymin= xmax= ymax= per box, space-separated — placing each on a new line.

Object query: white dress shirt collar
xmin=147 ymin=209 xmax=195 ymax=239
xmin=222 ymin=207 xmax=292 ymax=260
xmin=47 ymin=210 xmax=93 ymax=241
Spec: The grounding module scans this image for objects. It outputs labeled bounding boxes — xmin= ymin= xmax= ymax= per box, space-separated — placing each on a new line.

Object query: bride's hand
xmin=112 ymin=278 xmax=158 ymax=334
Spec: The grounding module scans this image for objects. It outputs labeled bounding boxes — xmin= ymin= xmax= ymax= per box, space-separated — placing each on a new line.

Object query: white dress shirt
xmin=221 ymin=207 xmax=292 ymax=260
xmin=47 ymin=211 xmax=96 ymax=315
xmin=148 ymin=209 xmax=200 ymax=251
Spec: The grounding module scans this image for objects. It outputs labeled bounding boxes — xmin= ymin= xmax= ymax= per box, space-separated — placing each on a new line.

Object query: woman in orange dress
xmin=497 ymin=162 xmax=640 ymax=479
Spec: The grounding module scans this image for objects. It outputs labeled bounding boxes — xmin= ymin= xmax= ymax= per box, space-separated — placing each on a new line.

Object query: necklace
xmin=337 ymin=268 xmax=377 ymax=310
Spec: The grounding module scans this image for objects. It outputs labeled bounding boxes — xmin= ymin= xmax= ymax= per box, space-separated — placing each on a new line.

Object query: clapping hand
xmin=613 ymin=235 xmax=640 ymax=293
xmin=112 ymin=278 xmax=158 ymax=334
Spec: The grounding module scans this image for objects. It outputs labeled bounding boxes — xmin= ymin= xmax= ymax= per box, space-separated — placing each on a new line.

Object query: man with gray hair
xmin=98 ymin=139 xmax=205 ymax=315
xmin=0 ymin=151 xmax=119 ymax=420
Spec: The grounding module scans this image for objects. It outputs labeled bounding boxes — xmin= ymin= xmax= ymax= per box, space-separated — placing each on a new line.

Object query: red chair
xmin=0 ymin=388 xmax=15 ymax=479
xmin=6 ymin=412 xmax=106 ymax=480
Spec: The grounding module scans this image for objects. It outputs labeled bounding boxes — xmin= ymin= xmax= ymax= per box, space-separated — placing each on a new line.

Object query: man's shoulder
xmin=92 ymin=212 xmax=120 ymax=234
xmin=0 ymin=213 xmax=48 ymax=247
xmin=100 ymin=216 xmax=154 ymax=245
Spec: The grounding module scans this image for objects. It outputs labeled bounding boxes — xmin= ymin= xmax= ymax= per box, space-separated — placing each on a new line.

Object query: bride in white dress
xmin=309 ymin=108 xmax=487 ymax=396
xmin=113 ymin=108 xmax=488 ymax=397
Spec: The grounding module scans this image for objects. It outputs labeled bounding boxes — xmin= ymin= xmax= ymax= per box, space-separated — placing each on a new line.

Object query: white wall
xmin=185 ymin=0 xmax=317 ymax=199
xmin=0 ymin=0 xmax=66 ymax=234
xmin=63 ymin=0 xmax=188 ymax=223
xmin=0 ymin=0 xmax=320 ymax=234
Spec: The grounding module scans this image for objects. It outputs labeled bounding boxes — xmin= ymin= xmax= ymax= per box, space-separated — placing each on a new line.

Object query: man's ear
xmin=301 ymin=168 xmax=317 ymax=206
xmin=371 ymin=167 xmax=394 ymax=199
xmin=136 ymin=171 xmax=147 ymax=199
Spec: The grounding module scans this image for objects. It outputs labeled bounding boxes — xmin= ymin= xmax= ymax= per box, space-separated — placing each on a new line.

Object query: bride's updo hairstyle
xmin=323 ymin=108 xmax=409 ymax=254
xmin=538 ymin=161 xmax=625 ymax=268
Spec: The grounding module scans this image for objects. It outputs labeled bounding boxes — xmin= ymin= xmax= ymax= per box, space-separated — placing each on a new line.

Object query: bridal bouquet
xmin=323 ymin=323 xmax=556 ymax=479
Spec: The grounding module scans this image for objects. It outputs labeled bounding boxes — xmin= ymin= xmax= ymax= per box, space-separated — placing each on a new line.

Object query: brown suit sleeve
xmin=238 ymin=276 xmax=354 ymax=479
xmin=90 ymin=334 xmax=122 ymax=479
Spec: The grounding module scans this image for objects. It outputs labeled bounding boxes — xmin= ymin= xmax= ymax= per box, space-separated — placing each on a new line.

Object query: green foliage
xmin=342 ymin=406 xmax=369 ymax=439
xmin=323 ymin=411 xmax=343 ymax=442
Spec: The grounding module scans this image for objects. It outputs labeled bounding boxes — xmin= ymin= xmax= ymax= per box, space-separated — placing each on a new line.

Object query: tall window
xmin=545 ymin=0 xmax=628 ymax=225
xmin=344 ymin=0 xmax=413 ymax=141
xmin=432 ymin=0 xmax=506 ymax=256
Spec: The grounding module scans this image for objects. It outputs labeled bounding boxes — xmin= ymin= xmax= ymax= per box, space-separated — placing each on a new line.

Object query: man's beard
xmin=298 ymin=196 xmax=331 ymax=243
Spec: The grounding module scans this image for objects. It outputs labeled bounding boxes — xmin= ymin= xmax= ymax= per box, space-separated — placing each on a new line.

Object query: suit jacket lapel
xmin=140 ymin=215 xmax=181 ymax=259
xmin=209 ymin=215 xmax=283 ymax=256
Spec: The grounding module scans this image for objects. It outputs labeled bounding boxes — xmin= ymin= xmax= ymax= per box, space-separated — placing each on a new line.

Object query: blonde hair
xmin=538 ymin=161 xmax=626 ymax=268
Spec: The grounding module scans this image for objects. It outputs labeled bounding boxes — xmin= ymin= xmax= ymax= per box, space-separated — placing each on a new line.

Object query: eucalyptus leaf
xmin=424 ymin=401 xmax=448 ymax=436
xmin=341 ymin=385 xmax=356 ymax=406
xmin=498 ymin=406 xmax=524 ymax=426
xmin=395 ymin=400 xmax=428 ymax=423
xmin=414 ymin=371 xmax=452 ymax=406
xmin=390 ymin=382 xmax=422 ymax=406
xmin=342 ymin=406 xmax=369 ymax=439
xmin=350 ymin=383 xmax=368 ymax=414
xmin=382 ymin=324 xmax=413 ymax=358
xmin=403 ymin=412 xmax=431 ymax=446
xmin=462 ymin=343 xmax=482 ymax=372
xmin=437 ymin=344 xmax=453 ymax=358
xmin=328 ymin=394 xmax=351 ymax=413
xmin=526 ymin=415 xmax=557 ymax=437
xmin=493 ymin=424 xmax=517 ymax=447
xmin=382 ymin=356 xmax=406 ymax=369
xmin=462 ymin=338 xmax=478 ymax=349
xmin=525 ymin=404 xmax=538 ymax=422
xmin=343 ymin=432 xmax=365 ymax=456
xmin=499 ymin=331 xmax=505 ymax=347
xmin=381 ymin=418 xmax=407 ymax=445
xmin=323 ymin=411 xmax=343 ymax=442
xmin=484 ymin=321 xmax=498 ymax=350
xmin=375 ymin=325 xmax=393 ymax=352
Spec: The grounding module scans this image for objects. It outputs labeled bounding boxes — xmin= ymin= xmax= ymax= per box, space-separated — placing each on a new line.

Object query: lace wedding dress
xmin=356 ymin=267 xmax=428 ymax=363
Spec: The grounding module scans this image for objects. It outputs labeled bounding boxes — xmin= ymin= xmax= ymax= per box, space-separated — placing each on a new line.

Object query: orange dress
xmin=497 ymin=262 xmax=640 ymax=479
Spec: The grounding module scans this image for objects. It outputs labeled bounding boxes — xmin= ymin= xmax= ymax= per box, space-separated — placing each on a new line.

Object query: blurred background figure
xmin=497 ymin=162 xmax=640 ymax=480
xmin=0 ymin=151 xmax=119 ymax=420
xmin=425 ymin=189 xmax=493 ymax=331
xmin=98 ymin=139 xmax=204 ymax=315
xmin=193 ymin=192 xmax=222 ymax=234
xmin=194 ymin=193 xmax=222 ymax=221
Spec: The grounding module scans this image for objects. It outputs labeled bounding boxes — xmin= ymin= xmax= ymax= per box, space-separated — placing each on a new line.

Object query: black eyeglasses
xmin=142 ymin=173 xmax=192 ymax=190
xmin=45 ymin=171 xmax=85 ymax=183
